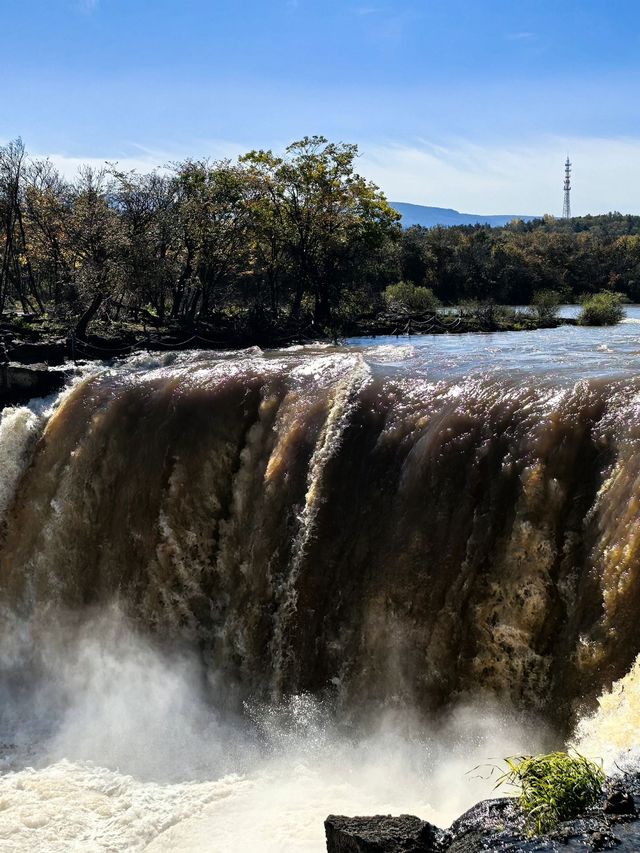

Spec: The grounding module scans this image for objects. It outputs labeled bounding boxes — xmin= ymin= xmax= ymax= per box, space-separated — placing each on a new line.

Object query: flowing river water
xmin=2 ymin=312 xmax=640 ymax=850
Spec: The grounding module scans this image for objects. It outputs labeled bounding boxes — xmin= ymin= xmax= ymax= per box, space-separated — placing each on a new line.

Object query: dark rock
xmin=0 ymin=363 xmax=69 ymax=406
xmin=325 ymin=774 xmax=640 ymax=852
xmin=6 ymin=339 xmax=67 ymax=366
xmin=444 ymin=798 xmax=527 ymax=852
xmin=604 ymin=791 xmax=636 ymax=817
xmin=589 ymin=830 xmax=619 ymax=850
xmin=324 ymin=814 xmax=442 ymax=852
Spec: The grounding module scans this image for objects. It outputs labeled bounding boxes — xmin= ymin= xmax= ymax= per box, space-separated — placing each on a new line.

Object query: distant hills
xmin=391 ymin=201 xmax=536 ymax=229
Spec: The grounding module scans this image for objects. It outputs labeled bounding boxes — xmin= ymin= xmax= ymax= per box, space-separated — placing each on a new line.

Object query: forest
xmin=1 ymin=135 xmax=638 ymax=345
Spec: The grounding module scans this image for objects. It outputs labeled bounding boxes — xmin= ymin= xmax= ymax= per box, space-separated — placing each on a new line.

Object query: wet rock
xmin=589 ymin=830 xmax=619 ymax=850
xmin=324 ymin=776 xmax=640 ymax=851
xmin=324 ymin=814 xmax=442 ymax=852
xmin=0 ymin=363 xmax=69 ymax=405
xmin=604 ymin=791 xmax=636 ymax=817
xmin=444 ymin=798 xmax=526 ymax=852
xmin=6 ymin=339 xmax=67 ymax=366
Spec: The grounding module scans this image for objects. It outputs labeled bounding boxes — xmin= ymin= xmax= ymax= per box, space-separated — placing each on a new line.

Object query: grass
xmin=495 ymin=751 xmax=605 ymax=835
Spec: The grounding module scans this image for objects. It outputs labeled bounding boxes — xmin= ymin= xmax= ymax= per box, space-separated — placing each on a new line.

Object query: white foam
xmin=0 ymin=406 xmax=43 ymax=519
xmin=0 ymin=761 xmax=242 ymax=853
xmin=0 ymin=611 xmax=544 ymax=852
xmin=575 ymin=652 xmax=640 ymax=773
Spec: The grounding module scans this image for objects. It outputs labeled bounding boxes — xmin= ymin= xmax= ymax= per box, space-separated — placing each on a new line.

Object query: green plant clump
xmin=497 ymin=751 xmax=605 ymax=835
xmin=383 ymin=281 xmax=439 ymax=313
xmin=578 ymin=291 xmax=625 ymax=326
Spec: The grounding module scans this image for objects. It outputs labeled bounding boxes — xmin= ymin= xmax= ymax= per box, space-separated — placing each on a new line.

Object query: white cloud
xmin=25 ymin=135 xmax=640 ymax=218
xmin=32 ymin=139 xmax=248 ymax=180
xmin=357 ymin=136 xmax=640 ymax=216
xmin=47 ymin=153 xmax=162 ymax=178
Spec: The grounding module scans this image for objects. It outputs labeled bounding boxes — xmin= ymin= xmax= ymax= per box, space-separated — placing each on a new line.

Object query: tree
xmin=242 ymin=136 xmax=401 ymax=323
xmin=531 ymin=289 xmax=561 ymax=323
xmin=3 ymin=135 xmax=640 ymax=338
xmin=22 ymin=158 xmax=73 ymax=308
xmin=110 ymin=168 xmax=178 ymax=323
xmin=171 ymin=159 xmax=252 ymax=320
xmin=67 ymin=167 xmax=124 ymax=338
xmin=578 ymin=291 xmax=625 ymax=326
xmin=383 ymin=281 xmax=439 ymax=313
xmin=0 ymin=138 xmax=44 ymax=313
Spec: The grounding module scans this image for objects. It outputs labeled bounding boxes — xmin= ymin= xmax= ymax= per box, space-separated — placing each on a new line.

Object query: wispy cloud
xmin=358 ymin=136 xmax=640 ymax=216
xmin=30 ymin=138 xmax=248 ymax=179
xmin=506 ymin=31 xmax=536 ymax=41
xmin=78 ymin=0 xmax=99 ymax=12
xmin=26 ymin=135 xmax=640 ymax=217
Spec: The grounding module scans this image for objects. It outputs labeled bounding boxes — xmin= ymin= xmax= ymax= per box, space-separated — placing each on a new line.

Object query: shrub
xmin=531 ymin=290 xmax=561 ymax=323
xmin=496 ymin=751 xmax=605 ymax=835
xmin=334 ymin=288 xmax=377 ymax=320
xmin=578 ymin=291 xmax=625 ymax=326
xmin=383 ymin=281 xmax=439 ymax=313
xmin=459 ymin=300 xmax=501 ymax=328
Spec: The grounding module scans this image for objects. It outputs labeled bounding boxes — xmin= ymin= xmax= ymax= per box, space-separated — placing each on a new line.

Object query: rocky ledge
xmin=325 ymin=774 xmax=640 ymax=852
xmin=0 ymin=363 xmax=71 ymax=406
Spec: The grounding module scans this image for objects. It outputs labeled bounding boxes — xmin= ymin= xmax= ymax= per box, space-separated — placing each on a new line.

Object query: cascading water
xmin=1 ymin=338 xmax=640 ymax=851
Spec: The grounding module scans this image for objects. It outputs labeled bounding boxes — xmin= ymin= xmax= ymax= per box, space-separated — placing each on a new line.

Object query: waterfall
xmin=0 ymin=352 xmax=639 ymax=727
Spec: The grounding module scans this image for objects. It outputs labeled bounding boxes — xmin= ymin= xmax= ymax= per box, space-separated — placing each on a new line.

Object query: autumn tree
xmin=110 ymin=168 xmax=178 ymax=323
xmin=242 ymin=136 xmax=401 ymax=322
xmin=171 ymin=160 xmax=253 ymax=320
xmin=0 ymin=138 xmax=44 ymax=313
xmin=66 ymin=167 xmax=124 ymax=337
xmin=23 ymin=158 xmax=73 ymax=307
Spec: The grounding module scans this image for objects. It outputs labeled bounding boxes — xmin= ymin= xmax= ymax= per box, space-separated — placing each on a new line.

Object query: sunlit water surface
xmin=345 ymin=305 xmax=640 ymax=382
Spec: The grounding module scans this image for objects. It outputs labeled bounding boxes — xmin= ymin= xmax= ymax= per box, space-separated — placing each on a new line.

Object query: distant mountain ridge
xmin=391 ymin=201 xmax=536 ymax=228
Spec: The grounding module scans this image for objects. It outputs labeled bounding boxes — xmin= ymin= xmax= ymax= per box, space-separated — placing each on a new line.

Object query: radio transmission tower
xmin=563 ymin=156 xmax=571 ymax=219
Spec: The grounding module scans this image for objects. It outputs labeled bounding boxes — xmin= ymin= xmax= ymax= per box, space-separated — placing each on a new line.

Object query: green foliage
xmin=142 ymin=303 xmax=159 ymax=319
xmin=332 ymin=287 xmax=378 ymax=320
xmin=531 ymin=289 xmax=561 ymax=323
xmin=0 ymin=136 xmax=400 ymax=331
xmin=9 ymin=314 xmax=33 ymax=330
xmin=5 ymin=133 xmax=640 ymax=333
xmin=578 ymin=291 xmax=625 ymax=326
xmin=400 ymin=216 xmax=640 ymax=308
xmin=383 ymin=281 xmax=439 ymax=313
xmin=496 ymin=751 xmax=605 ymax=835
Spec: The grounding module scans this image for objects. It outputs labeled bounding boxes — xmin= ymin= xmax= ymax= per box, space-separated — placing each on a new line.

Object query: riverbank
xmin=0 ymin=307 xmax=594 ymax=408
xmin=326 ymin=772 xmax=640 ymax=851
xmin=0 ymin=309 xmax=575 ymax=364
xmin=340 ymin=308 xmax=575 ymax=337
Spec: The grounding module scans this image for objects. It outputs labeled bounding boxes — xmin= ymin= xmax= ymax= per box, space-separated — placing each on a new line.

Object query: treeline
xmin=1 ymin=135 xmax=640 ymax=339
xmin=401 ymin=216 xmax=640 ymax=306
xmin=0 ymin=136 xmax=399 ymax=337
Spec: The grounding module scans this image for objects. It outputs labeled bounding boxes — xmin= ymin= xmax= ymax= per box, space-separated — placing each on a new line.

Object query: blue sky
xmin=5 ymin=0 xmax=640 ymax=214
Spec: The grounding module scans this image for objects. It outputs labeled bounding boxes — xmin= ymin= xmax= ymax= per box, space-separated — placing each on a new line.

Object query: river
xmin=1 ymin=314 xmax=640 ymax=850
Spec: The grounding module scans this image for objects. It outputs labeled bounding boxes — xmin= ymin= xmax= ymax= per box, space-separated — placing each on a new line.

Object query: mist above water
xmin=0 ymin=606 xmax=551 ymax=852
